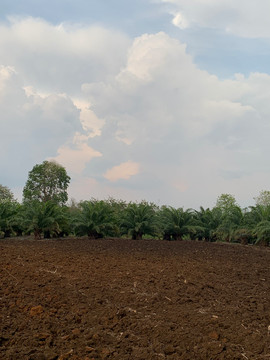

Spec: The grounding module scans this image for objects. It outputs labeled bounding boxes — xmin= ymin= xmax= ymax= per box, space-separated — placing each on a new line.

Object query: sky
xmin=1 ymin=0 xmax=270 ymax=209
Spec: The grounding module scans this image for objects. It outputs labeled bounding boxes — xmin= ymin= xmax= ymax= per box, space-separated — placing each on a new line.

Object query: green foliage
xmin=159 ymin=206 xmax=200 ymax=241
xmin=214 ymin=205 xmax=243 ymax=242
xmin=215 ymin=193 xmax=238 ymax=213
xmin=74 ymin=200 xmax=116 ymax=239
xmin=23 ymin=160 xmax=70 ymax=205
xmin=1 ymin=181 xmax=270 ymax=247
xmin=194 ymin=207 xmax=222 ymax=241
xmin=212 ymin=194 xmax=245 ymax=242
xmin=233 ymin=227 xmax=253 ymax=245
xmin=244 ymin=205 xmax=270 ymax=245
xmin=121 ymin=201 xmax=157 ymax=239
xmin=253 ymin=220 xmax=270 ymax=246
xmin=104 ymin=197 xmax=127 ymax=237
xmin=244 ymin=205 xmax=270 ymax=229
xmin=22 ymin=200 xmax=67 ymax=239
xmin=0 ymin=185 xmax=15 ymax=203
xmin=0 ymin=201 xmax=19 ymax=237
xmin=254 ymin=190 xmax=270 ymax=207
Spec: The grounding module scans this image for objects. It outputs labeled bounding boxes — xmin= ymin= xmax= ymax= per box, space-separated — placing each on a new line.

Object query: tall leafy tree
xmin=23 ymin=160 xmax=70 ymax=205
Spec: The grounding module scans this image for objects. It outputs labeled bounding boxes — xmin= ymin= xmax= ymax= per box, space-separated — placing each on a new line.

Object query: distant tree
xmin=194 ymin=207 xmax=222 ymax=241
xmin=22 ymin=200 xmax=66 ymax=239
xmin=121 ymin=201 xmax=157 ymax=240
xmin=0 ymin=201 xmax=18 ymax=237
xmin=11 ymin=203 xmax=25 ymax=237
xmin=74 ymin=200 xmax=116 ymax=239
xmin=215 ymin=193 xmax=238 ymax=213
xmin=214 ymin=194 xmax=244 ymax=242
xmin=159 ymin=206 xmax=200 ymax=241
xmin=104 ymin=197 xmax=127 ymax=237
xmin=0 ymin=186 xmax=19 ymax=237
xmin=253 ymin=220 xmax=270 ymax=246
xmin=254 ymin=190 xmax=270 ymax=207
xmin=0 ymin=185 xmax=14 ymax=203
xmin=243 ymin=204 xmax=270 ymax=246
xmin=23 ymin=160 xmax=70 ymax=205
xmin=214 ymin=205 xmax=243 ymax=242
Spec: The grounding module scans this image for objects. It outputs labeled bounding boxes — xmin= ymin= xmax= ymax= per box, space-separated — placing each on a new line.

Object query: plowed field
xmin=1 ymin=238 xmax=270 ymax=360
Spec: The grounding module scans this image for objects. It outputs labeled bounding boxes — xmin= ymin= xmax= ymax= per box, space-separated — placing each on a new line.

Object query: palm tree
xmin=249 ymin=204 xmax=270 ymax=222
xmin=213 ymin=205 xmax=243 ymax=242
xmin=121 ymin=201 xmax=157 ymax=240
xmin=104 ymin=197 xmax=127 ymax=237
xmin=159 ymin=206 xmax=200 ymax=241
xmin=22 ymin=200 xmax=66 ymax=239
xmin=194 ymin=207 xmax=222 ymax=241
xmin=53 ymin=205 xmax=71 ymax=237
xmin=74 ymin=200 xmax=116 ymax=239
xmin=241 ymin=205 xmax=270 ymax=245
xmin=253 ymin=220 xmax=270 ymax=246
xmin=0 ymin=201 xmax=19 ymax=237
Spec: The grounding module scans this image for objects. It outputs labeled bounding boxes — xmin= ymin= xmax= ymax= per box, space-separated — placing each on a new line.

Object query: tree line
xmin=1 ymin=160 xmax=270 ymax=246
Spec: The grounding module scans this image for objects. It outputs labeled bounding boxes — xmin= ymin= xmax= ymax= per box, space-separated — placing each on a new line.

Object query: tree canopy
xmin=254 ymin=190 xmax=270 ymax=207
xmin=215 ymin=193 xmax=238 ymax=213
xmin=121 ymin=201 xmax=157 ymax=240
xmin=2 ymin=165 xmax=270 ymax=246
xmin=0 ymin=184 xmax=14 ymax=203
xmin=23 ymin=160 xmax=70 ymax=205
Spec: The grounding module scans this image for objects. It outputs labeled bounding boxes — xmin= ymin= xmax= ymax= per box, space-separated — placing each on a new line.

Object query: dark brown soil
xmin=1 ymin=238 xmax=270 ymax=360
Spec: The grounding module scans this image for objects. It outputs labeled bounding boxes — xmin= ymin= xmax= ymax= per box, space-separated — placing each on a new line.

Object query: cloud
xmin=0 ymin=17 xmax=129 ymax=192
xmin=160 ymin=0 xmax=270 ymax=38
xmin=1 ymin=16 xmax=270 ymax=208
xmin=0 ymin=17 xmax=131 ymax=94
xmin=81 ymin=31 xmax=270 ymax=207
xmin=83 ymin=32 xmax=254 ymax=145
xmin=50 ymin=140 xmax=102 ymax=175
xmin=0 ymin=64 xmax=82 ymax=187
xmin=171 ymin=12 xmax=189 ymax=29
xmin=73 ymin=99 xmax=105 ymax=137
xmin=104 ymin=161 xmax=140 ymax=182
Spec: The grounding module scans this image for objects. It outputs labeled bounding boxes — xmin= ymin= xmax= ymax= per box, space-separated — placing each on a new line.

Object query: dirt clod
xmin=208 ymin=331 xmax=219 ymax=340
xmin=30 ymin=305 xmax=44 ymax=316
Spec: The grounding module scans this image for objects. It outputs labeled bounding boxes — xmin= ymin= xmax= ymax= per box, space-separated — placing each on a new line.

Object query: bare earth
xmin=1 ymin=238 xmax=270 ymax=360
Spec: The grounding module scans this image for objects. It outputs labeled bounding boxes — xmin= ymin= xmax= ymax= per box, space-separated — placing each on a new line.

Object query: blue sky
xmin=1 ymin=0 xmax=270 ymax=208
